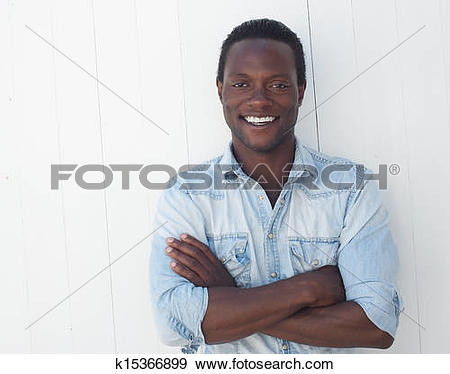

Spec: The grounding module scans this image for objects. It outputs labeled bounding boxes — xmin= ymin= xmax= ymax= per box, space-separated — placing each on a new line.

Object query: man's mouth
xmin=239 ymin=115 xmax=280 ymax=127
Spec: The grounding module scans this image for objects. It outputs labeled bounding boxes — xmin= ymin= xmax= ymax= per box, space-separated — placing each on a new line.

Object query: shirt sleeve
xmin=148 ymin=179 xmax=209 ymax=352
xmin=337 ymin=170 xmax=404 ymax=339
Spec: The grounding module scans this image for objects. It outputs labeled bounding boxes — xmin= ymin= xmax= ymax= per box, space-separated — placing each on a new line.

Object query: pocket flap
xmin=289 ymin=238 xmax=339 ymax=267
xmin=206 ymin=233 xmax=249 ymax=265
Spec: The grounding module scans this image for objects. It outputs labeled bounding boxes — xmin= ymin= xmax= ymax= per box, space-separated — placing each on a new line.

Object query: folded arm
xmin=260 ymin=301 xmax=393 ymax=348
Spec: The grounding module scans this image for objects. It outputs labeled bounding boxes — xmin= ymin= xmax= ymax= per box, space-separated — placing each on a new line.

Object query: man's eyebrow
xmin=228 ymin=73 xmax=250 ymax=77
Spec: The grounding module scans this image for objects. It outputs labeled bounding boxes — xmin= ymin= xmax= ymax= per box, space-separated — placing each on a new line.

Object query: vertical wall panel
xmin=394 ymin=0 xmax=450 ymax=353
xmin=18 ymin=0 xmax=73 ymax=352
xmin=0 ymin=0 xmax=30 ymax=352
xmin=51 ymin=0 xmax=115 ymax=352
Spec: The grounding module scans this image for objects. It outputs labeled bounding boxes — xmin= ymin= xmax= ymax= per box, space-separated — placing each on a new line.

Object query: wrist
xmin=292 ymin=273 xmax=319 ymax=307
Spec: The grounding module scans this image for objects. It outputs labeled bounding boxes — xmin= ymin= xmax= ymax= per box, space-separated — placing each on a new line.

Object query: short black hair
xmin=217 ymin=18 xmax=306 ymax=88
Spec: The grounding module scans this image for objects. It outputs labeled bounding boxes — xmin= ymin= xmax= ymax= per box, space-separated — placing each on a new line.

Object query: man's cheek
xmin=223 ymin=104 xmax=237 ymax=121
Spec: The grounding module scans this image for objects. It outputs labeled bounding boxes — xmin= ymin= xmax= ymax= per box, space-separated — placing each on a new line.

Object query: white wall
xmin=1 ymin=0 xmax=448 ymax=353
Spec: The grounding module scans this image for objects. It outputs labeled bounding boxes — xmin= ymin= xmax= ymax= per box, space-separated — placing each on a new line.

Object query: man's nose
xmin=248 ymin=87 xmax=272 ymax=107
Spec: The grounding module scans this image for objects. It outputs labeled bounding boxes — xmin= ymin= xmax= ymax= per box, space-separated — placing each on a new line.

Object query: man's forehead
xmin=225 ymin=38 xmax=296 ymax=74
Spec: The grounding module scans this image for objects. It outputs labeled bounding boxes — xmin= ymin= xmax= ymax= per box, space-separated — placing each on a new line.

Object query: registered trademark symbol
xmin=389 ymin=164 xmax=400 ymax=175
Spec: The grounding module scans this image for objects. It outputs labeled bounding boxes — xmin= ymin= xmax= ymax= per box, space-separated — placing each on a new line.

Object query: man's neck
xmin=231 ymin=135 xmax=295 ymax=192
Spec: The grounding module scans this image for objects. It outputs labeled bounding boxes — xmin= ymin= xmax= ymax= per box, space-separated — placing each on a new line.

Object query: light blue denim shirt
xmin=149 ymin=135 xmax=403 ymax=354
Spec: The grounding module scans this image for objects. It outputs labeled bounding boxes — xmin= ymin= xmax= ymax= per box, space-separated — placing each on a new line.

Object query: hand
xmin=304 ymin=265 xmax=346 ymax=307
xmin=165 ymin=234 xmax=236 ymax=288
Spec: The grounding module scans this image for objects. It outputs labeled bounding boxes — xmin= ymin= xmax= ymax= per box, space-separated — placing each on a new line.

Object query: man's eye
xmin=232 ymin=83 xmax=248 ymax=88
xmin=272 ymin=83 xmax=289 ymax=89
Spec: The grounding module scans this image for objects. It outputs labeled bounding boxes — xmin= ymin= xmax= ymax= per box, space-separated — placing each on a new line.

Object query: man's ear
xmin=297 ymin=81 xmax=306 ymax=106
xmin=216 ymin=78 xmax=223 ymax=103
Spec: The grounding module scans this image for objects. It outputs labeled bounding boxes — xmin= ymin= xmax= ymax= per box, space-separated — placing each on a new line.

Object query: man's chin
xmin=229 ymin=123 xmax=294 ymax=153
xmin=238 ymin=137 xmax=283 ymax=153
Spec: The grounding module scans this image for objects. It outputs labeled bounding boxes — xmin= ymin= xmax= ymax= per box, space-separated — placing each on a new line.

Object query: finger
xmin=178 ymin=234 xmax=222 ymax=265
xmin=169 ymin=260 xmax=205 ymax=286
xmin=166 ymin=246 xmax=209 ymax=280
xmin=166 ymin=237 xmax=213 ymax=269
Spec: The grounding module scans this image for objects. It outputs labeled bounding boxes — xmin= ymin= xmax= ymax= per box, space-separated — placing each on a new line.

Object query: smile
xmin=240 ymin=115 xmax=280 ymax=127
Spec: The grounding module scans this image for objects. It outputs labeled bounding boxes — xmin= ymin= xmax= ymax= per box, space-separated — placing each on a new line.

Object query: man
xmin=149 ymin=18 xmax=402 ymax=354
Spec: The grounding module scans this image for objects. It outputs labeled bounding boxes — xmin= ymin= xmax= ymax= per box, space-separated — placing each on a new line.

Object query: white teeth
xmin=244 ymin=116 xmax=276 ymax=125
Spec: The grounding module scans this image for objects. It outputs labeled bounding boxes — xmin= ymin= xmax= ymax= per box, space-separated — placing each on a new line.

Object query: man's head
xmin=216 ymin=18 xmax=307 ymax=153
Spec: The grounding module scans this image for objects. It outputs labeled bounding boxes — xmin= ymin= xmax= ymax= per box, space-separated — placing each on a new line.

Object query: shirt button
xmin=267 ymin=233 xmax=274 ymax=239
xmin=282 ymin=343 xmax=288 ymax=350
xmin=270 ymin=272 xmax=277 ymax=278
xmin=259 ymin=195 xmax=265 ymax=200
xmin=312 ymin=259 xmax=319 ymax=266
xmin=220 ymin=257 xmax=225 ymax=263
xmin=280 ymin=198 xmax=286 ymax=204
xmin=224 ymin=171 xmax=238 ymax=180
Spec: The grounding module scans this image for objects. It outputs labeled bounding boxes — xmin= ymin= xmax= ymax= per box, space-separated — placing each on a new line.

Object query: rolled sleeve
xmin=149 ymin=180 xmax=209 ymax=350
xmin=337 ymin=173 xmax=404 ymax=338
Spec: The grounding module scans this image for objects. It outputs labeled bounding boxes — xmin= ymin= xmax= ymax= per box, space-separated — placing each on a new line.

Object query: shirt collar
xmin=218 ymin=134 xmax=318 ymax=182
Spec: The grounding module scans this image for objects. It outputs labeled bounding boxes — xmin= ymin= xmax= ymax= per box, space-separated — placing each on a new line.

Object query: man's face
xmin=217 ymin=38 xmax=305 ymax=153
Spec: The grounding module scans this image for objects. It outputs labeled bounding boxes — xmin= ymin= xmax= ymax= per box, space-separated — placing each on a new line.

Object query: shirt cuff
xmin=345 ymin=280 xmax=403 ymax=338
xmin=154 ymin=283 xmax=209 ymax=352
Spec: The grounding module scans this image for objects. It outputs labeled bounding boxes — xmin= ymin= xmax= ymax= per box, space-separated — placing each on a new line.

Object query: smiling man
xmin=149 ymin=18 xmax=402 ymax=354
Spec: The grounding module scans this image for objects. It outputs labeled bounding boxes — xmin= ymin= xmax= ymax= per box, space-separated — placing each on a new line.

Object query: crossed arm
xmin=164 ymin=234 xmax=394 ymax=349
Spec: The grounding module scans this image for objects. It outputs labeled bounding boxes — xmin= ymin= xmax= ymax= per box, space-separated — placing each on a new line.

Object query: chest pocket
xmin=206 ymin=233 xmax=251 ymax=288
xmin=288 ymin=238 xmax=339 ymax=274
